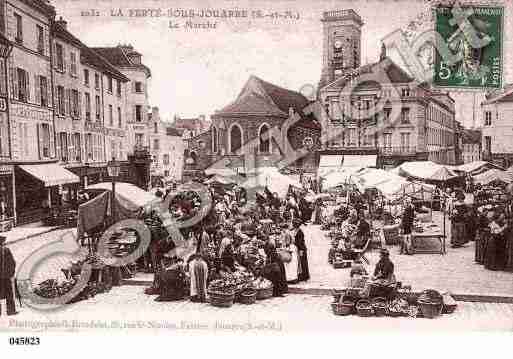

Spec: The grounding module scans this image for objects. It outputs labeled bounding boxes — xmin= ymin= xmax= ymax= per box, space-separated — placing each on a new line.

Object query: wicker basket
xmin=256 ymin=286 xmax=274 ymax=300
xmin=383 ymin=224 xmax=400 ymax=245
xmin=418 ymin=299 xmax=443 ymax=319
xmin=331 ymin=300 xmax=355 ymax=316
xmin=372 ymin=297 xmax=388 ymax=317
xmin=356 ymin=299 xmax=374 ymax=317
xmin=239 ymin=289 xmax=257 ymax=305
xmin=443 ymin=303 xmax=457 ymax=314
xmin=208 ymin=290 xmax=235 ymax=308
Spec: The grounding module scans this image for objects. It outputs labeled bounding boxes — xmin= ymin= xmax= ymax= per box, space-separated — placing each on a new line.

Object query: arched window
xmin=229 ymin=123 xmax=242 ymax=154
xmin=212 ymin=126 xmax=218 ymax=153
xmin=259 ymin=123 xmax=270 ymax=153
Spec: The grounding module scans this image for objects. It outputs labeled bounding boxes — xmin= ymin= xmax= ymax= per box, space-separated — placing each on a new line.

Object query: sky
xmin=52 ymin=0 xmax=513 ymax=127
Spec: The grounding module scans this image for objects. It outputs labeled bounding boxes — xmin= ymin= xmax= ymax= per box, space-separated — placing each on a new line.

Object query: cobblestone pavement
xmin=295 ymin=212 xmax=513 ymax=296
xmin=1 ymin=287 xmax=512 ymax=332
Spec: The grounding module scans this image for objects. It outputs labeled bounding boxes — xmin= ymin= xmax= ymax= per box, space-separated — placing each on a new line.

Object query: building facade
xmin=148 ymin=106 xmax=184 ymax=183
xmin=92 ymin=45 xmax=151 ymax=153
xmin=318 ymin=9 xmax=457 ymax=169
xmin=182 ymin=75 xmax=321 ymax=180
xmin=171 ymin=114 xmax=209 ymax=140
xmin=481 ymin=86 xmax=513 ymax=167
xmin=0 ymin=2 xmax=155 ymax=227
xmin=461 ymin=128 xmax=481 ymax=164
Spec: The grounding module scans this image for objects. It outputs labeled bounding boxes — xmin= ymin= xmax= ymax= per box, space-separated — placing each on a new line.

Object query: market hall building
xmin=184 ymin=75 xmax=321 ymax=179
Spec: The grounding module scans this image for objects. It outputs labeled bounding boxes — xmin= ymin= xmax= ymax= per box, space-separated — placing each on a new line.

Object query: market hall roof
xmin=212 ymin=75 xmax=320 ymax=129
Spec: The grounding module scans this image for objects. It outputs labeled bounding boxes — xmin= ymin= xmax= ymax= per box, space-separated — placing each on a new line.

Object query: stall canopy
xmin=244 ymin=167 xmax=302 ymax=196
xmin=318 ymin=155 xmax=343 ymax=177
xmin=87 ymin=182 xmax=158 ymax=211
xmin=205 ymin=175 xmax=235 ymax=185
xmin=458 ymin=160 xmax=503 ymax=175
xmin=19 ymin=163 xmax=79 ymax=187
xmin=396 ymin=161 xmax=458 ymax=181
xmin=474 ymin=169 xmax=513 ymax=185
xmin=342 ymin=155 xmax=377 ymax=168
xmin=354 ymin=168 xmax=404 ymax=190
xmin=322 ymin=167 xmax=363 ymax=189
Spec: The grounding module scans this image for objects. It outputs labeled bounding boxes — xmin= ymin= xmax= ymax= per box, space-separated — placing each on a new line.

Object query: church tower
xmin=318 ymin=10 xmax=364 ymax=89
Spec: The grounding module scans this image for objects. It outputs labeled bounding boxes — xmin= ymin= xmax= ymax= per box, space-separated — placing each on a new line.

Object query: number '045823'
xmin=9 ymin=337 xmax=40 ymax=345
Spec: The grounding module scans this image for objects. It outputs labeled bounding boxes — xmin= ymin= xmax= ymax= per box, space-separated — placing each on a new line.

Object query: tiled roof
xmin=52 ymin=23 xmax=82 ymax=48
xmin=214 ymin=75 xmax=320 ymax=130
xmin=81 ymin=47 xmax=130 ymax=82
xmin=216 ymin=92 xmax=287 ymax=117
xmin=321 ymin=57 xmax=414 ymax=91
xmin=92 ymin=46 xmax=152 ymax=77
xmin=91 ymin=47 xmax=132 ymax=66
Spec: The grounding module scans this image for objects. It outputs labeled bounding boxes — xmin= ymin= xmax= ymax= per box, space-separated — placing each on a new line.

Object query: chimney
xmin=56 ymin=16 xmax=67 ymax=30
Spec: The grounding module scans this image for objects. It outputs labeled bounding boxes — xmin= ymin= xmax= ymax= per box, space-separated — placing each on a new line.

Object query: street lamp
xmin=107 ymin=157 xmax=120 ymax=223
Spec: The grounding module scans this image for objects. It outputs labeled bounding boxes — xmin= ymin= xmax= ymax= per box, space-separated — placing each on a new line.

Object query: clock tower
xmin=318 ymin=9 xmax=364 ymax=89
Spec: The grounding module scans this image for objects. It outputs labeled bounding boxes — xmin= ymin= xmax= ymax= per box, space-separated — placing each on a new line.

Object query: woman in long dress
xmin=262 ymin=243 xmax=288 ymax=297
xmin=281 ymin=231 xmax=299 ymax=284
xmin=450 ymin=201 xmax=467 ymax=248
xmin=484 ymin=212 xmax=507 ymax=271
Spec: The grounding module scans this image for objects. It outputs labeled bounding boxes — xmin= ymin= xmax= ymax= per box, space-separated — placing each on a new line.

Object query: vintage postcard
xmin=1 ymin=0 xmax=513 ymax=349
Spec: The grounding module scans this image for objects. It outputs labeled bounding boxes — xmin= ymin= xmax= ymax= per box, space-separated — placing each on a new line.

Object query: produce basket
xmin=356 ymin=299 xmax=374 ymax=317
xmin=239 ymin=289 xmax=257 ymax=305
xmin=208 ymin=290 xmax=235 ymax=308
xmin=331 ymin=300 xmax=355 ymax=316
xmin=256 ymin=286 xmax=274 ymax=300
xmin=417 ymin=300 xmax=443 ymax=319
xmin=442 ymin=292 xmax=457 ymax=314
xmin=371 ymin=297 xmax=388 ymax=317
xmin=331 ymin=289 xmax=345 ymax=303
xmin=397 ymin=287 xmax=419 ymax=305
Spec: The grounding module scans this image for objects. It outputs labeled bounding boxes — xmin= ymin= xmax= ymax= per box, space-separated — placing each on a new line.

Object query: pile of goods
xmin=238 ymin=240 xmax=266 ymax=274
xmin=33 ymin=253 xmax=112 ymax=304
xmin=253 ymin=277 xmax=274 ymax=300
xmin=207 ymin=270 xmax=256 ymax=307
xmin=107 ymin=230 xmax=139 ymax=258
xmin=331 ymin=287 xmax=457 ymax=319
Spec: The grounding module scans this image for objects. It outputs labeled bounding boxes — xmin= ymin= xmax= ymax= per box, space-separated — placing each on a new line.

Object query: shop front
xmin=15 ymin=162 xmax=79 ymax=225
xmin=0 ymin=164 xmax=15 ymax=232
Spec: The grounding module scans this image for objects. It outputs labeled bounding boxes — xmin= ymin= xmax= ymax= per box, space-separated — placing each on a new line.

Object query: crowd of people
xmin=141 ymin=182 xmax=316 ymax=302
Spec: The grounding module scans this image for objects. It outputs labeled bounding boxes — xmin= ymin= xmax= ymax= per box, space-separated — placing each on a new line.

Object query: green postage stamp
xmin=434 ymin=5 xmax=503 ymax=89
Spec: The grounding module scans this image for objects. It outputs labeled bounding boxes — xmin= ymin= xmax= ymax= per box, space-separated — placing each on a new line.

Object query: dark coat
xmin=374 ymin=257 xmax=394 ymax=280
xmin=0 ymin=246 xmax=16 ymax=279
xmin=401 ymin=205 xmax=415 ymax=234
xmin=294 ymin=228 xmax=310 ymax=281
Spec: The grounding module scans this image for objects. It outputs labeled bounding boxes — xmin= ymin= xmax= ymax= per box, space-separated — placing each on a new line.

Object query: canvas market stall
xmin=474 ymin=169 xmax=513 ymax=186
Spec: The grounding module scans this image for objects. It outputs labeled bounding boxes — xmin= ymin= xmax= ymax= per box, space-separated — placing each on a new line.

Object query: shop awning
xmin=343 ymin=155 xmax=377 ymax=167
xmin=19 ymin=163 xmax=79 ymax=187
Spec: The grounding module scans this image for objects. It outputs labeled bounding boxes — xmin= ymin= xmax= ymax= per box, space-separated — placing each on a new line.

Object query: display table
xmin=411 ymin=224 xmax=446 ymax=255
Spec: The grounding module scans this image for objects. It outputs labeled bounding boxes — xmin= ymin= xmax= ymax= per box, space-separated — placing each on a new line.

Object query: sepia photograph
xmin=0 ymin=0 xmax=513 ymax=351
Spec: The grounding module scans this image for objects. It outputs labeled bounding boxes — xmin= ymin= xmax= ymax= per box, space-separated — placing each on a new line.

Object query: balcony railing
xmin=379 ymin=146 xmax=417 ymax=156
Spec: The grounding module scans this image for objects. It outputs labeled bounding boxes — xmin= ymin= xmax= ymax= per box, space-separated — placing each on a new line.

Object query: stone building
xmin=183 ymin=75 xmax=321 ymax=178
xmin=171 ymin=114 xmax=209 ymax=140
xmin=148 ymin=106 xmax=184 ymax=183
xmin=92 ymin=44 xmax=151 ymax=152
xmin=481 ymin=85 xmax=513 ymax=167
xmin=461 ymin=128 xmax=481 ymax=164
xmin=317 ymin=9 xmax=457 ymax=169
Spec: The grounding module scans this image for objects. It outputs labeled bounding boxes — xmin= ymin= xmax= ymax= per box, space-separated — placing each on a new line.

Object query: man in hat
xmin=0 ymin=235 xmax=17 ymax=315
xmin=292 ymin=219 xmax=310 ymax=282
